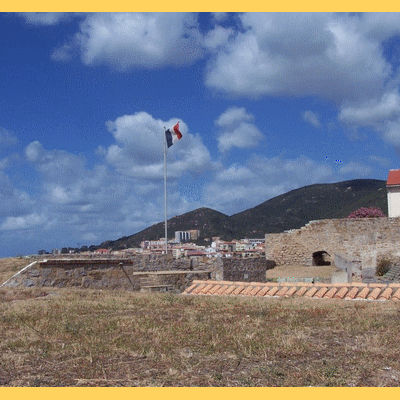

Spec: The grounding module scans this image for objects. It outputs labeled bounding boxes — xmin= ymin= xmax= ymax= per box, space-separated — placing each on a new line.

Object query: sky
xmin=1 ymin=12 xmax=400 ymax=257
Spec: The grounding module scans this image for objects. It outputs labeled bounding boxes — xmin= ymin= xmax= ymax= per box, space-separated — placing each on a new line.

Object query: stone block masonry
xmin=265 ymin=217 xmax=400 ymax=276
xmin=2 ymin=254 xmax=271 ymax=290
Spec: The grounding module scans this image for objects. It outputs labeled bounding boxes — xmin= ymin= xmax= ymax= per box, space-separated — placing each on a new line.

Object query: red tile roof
xmin=183 ymin=280 xmax=400 ymax=302
xmin=387 ymin=169 xmax=400 ymax=186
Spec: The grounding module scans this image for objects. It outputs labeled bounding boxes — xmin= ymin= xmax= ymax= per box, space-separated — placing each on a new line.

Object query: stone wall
xmin=221 ymin=258 xmax=275 ymax=283
xmin=2 ymin=254 xmax=270 ymax=290
xmin=265 ymin=217 xmax=400 ymax=273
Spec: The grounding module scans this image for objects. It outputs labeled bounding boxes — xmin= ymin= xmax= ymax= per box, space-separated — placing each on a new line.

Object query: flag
xmin=165 ymin=122 xmax=182 ymax=148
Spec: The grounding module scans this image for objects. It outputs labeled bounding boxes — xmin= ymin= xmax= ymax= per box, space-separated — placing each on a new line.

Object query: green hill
xmin=99 ymin=179 xmax=388 ymax=250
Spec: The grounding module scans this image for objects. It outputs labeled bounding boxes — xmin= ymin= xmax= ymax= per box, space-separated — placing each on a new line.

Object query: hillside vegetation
xmin=101 ymin=179 xmax=387 ymax=250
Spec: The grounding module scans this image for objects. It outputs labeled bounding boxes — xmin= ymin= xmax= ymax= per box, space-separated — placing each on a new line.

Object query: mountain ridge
xmin=99 ymin=178 xmax=388 ymax=250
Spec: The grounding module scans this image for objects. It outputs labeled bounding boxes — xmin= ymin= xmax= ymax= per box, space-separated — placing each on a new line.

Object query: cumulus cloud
xmin=339 ymin=90 xmax=400 ymax=126
xmin=339 ymin=161 xmax=373 ymax=177
xmin=205 ymin=13 xmax=392 ymax=102
xmin=338 ymin=90 xmax=400 ymax=147
xmin=215 ymin=107 xmax=264 ymax=152
xmin=19 ymin=12 xmax=72 ymax=26
xmin=0 ymin=127 xmax=18 ymax=148
xmin=203 ymin=26 xmax=234 ymax=51
xmin=58 ymin=13 xmax=204 ymax=70
xmin=203 ymin=155 xmax=335 ymax=214
xmin=1 ymin=213 xmax=47 ymax=230
xmin=303 ymin=110 xmax=321 ymax=128
xmin=103 ymin=112 xmax=214 ymax=179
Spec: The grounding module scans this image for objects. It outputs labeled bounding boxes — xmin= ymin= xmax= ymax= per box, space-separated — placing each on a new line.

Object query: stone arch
xmin=312 ymin=251 xmax=332 ymax=266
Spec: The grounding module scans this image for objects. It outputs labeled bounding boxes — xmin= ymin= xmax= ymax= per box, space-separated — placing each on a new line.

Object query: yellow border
xmin=3 ymin=1 xmax=400 ymax=12
xmin=1 ymin=4 xmax=400 ymax=399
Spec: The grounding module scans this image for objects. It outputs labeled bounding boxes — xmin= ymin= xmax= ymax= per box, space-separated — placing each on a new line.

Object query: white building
xmin=387 ymin=169 xmax=400 ymax=218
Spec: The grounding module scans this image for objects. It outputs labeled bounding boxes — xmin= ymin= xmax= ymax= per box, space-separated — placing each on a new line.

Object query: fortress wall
xmin=265 ymin=217 xmax=400 ymax=269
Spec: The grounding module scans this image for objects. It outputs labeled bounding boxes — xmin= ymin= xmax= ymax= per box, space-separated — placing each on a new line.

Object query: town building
xmin=387 ymin=169 xmax=400 ymax=217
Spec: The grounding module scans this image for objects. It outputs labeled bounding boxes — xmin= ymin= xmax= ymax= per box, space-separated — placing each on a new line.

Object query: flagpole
xmin=163 ymin=127 xmax=168 ymax=255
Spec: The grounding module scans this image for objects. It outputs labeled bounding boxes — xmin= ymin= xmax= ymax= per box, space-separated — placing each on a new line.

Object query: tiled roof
xmin=387 ymin=169 xmax=400 ymax=186
xmin=183 ymin=280 xmax=400 ymax=301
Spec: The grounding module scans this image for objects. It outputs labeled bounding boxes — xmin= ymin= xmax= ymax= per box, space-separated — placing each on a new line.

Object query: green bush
xmin=376 ymin=258 xmax=391 ymax=276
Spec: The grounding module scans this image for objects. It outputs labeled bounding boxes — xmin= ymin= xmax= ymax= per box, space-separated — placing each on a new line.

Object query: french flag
xmin=165 ymin=122 xmax=183 ymax=148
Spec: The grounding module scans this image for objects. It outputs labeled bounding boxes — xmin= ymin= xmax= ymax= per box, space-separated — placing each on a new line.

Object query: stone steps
xmin=139 ymin=275 xmax=174 ymax=292
xmin=383 ymin=265 xmax=400 ymax=281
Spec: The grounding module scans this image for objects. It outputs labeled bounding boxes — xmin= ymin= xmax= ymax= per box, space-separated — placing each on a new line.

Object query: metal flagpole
xmin=163 ymin=127 xmax=168 ymax=255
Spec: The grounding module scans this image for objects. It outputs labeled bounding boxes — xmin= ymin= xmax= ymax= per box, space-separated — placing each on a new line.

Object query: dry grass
xmin=0 ymin=257 xmax=34 ymax=284
xmin=1 ymin=286 xmax=400 ymax=387
xmin=1 ymin=257 xmax=399 ymax=387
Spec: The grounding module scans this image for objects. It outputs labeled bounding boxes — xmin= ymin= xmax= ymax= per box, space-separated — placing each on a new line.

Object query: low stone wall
xmin=3 ymin=261 xmax=211 ymax=291
xmin=2 ymin=255 xmax=270 ymax=290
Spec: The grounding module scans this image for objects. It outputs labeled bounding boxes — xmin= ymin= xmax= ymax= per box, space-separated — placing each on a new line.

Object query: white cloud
xmin=339 ymin=161 xmax=373 ymax=177
xmin=19 ymin=12 xmax=72 ymax=26
xmin=0 ymin=127 xmax=18 ymax=148
xmin=215 ymin=107 xmax=264 ymax=152
xmin=67 ymin=13 xmax=204 ymax=70
xmin=205 ymin=13 xmax=392 ymax=102
xmin=203 ymin=155 xmax=335 ymax=214
xmin=303 ymin=110 xmax=321 ymax=128
xmin=1 ymin=213 xmax=47 ymax=231
xmin=339 ymin=90 xmax=400 ymax=126
xmin=103 ymin=112 xmax=214 ymax=179
xmin=203 ymin=26 xmax=234 ymax=51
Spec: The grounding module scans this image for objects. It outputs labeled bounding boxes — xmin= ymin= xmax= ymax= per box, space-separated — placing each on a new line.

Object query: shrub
xmin=347 ymin=207 xmax=385 ymax=219
xmin=376 ymin=258 xmax=391 ymax=276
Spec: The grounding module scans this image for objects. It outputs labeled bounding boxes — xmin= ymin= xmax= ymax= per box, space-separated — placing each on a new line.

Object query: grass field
xmin=1 ymin=257 xmax=400 ymax=387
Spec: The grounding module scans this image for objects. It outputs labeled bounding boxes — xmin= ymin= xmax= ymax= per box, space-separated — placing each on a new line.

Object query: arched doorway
xmin=312 ymin=251 xmax=331 ymax=266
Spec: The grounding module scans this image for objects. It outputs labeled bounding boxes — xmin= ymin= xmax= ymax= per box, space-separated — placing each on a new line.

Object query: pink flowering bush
xmin=346 ymin=207 xmax=385 ymax=219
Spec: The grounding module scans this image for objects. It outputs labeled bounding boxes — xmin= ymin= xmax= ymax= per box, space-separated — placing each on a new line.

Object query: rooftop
xmin=387 ymin=169 xmax=400 ymax=186
xmin=183 ymin=280 xmax=400 ymax=301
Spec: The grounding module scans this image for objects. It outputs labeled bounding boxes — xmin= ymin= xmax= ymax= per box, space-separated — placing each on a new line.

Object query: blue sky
xmin=1 ymin=12 xmax=400 ymax=257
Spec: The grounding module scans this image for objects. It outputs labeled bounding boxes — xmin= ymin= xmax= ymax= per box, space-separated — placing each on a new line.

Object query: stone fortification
xmin=265 ymin=217 xmax=400 ymax=278
xmin=2 ymin=254 xmax=270 ymax=290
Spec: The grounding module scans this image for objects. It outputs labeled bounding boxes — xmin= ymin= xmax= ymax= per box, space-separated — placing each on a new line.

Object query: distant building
xmin=387 ymin=169 xmax=400 ymax=217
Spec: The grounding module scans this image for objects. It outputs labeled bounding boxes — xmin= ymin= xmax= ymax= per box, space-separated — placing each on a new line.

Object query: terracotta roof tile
xmin=266 ymin=287 xmax=279 ymax=297
xmin=249 ymin=286 xmax=262 ymax=296
xmin=202 ymin=283 xmax=216 ymax=295
xmin=257 ymin=286 xmax=271 ymax=297
xmin=356 ymin=287 xmax=370 ymax=300
xmin=209 ymin=284 xmax=221 ymax=295
xmin=392 ymin=288 xmax=400 ymax=301
xmin=304 ymin=287 xmax=318 ymax=298
xmin=334 ymin=287 xmax=349 ymax=299
xmin=314 ymin=287 xmax=329 ymax=299
xmin=367 ymin=288 xmax=382 ymax=300
xmin=275 ymin=287 xmax=289 ymax=297
xmin=182 ymin=281 xmax=400 ymax=301
xmin=345 ymin=287 xmax=359 ymax=300
xmin=192 ymin=283 xmax=207 ymax=294
xmin=284 ymin=287 xmax=297 ymax=297
xmin=379 ymin=288 xmax=393 ymax=300
xmin=232 ymin=285 xmax=245 ymax=296
xmin=183 ymin=282 xmax=198 ymax=294
xmin=295 ymin=287 xmax=308 ymax=297
xmin=224 ymin=285 xmax=236 ymax=295
xmin=324 ymin=287 xmax=338 ymax=299
xmin=387 ymin=169 xmax=400 ymax=186
xmin=242 ymin=285 xmax=255 ymax=296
